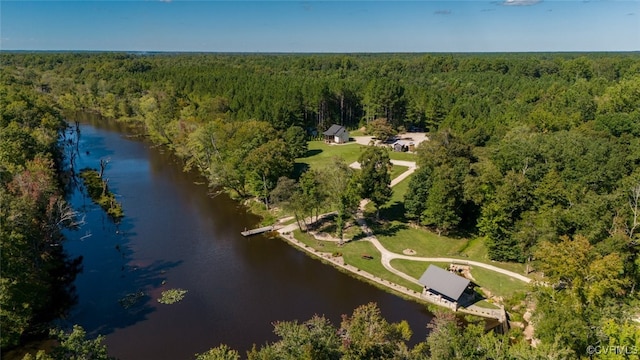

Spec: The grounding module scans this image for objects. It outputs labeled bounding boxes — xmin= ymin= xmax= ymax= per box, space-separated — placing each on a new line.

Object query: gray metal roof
xmin=322 ymin=124 xmax=347 ymax=137
xmin=418 ymin=265 xmax=470 ymax=302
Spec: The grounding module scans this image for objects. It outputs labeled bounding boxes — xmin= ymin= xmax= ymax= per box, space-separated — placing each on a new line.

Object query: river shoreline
xmin=57 ymin=115 xmax=434 ymax=358
xmin=70 ymin=113 xmax=498 ymax=317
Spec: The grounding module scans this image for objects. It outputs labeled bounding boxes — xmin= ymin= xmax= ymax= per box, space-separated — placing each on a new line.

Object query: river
xmin=60 ymin=115 xmax=433 ymax=359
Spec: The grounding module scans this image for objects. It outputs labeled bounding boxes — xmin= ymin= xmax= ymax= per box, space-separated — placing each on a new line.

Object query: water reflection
xmin=61 ymin=115 xmax=433 ymax=360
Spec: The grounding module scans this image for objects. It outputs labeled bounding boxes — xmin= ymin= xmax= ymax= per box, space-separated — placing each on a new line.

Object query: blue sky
xmin=1 ymin=1 xmax=638 ymax=52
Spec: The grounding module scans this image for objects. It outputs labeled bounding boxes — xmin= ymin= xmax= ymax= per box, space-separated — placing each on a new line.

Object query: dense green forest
xmin=1 ymin=52 xmax=640 ymax=358
xmin=0 ymin=64 xmax=80 ymax=349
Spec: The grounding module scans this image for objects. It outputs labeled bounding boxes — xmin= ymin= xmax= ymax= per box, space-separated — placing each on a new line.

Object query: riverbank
xmin=53 ymin=116 xmax=435 ymax=358
xmin=275 ymin=212 xmax=510 ymax=323
xmin=70 ymin=114 xmax=525 ymax=325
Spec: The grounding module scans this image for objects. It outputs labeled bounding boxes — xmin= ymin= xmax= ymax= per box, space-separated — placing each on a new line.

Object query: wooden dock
xmin=241 ymin=226 xmax=274 ymax=237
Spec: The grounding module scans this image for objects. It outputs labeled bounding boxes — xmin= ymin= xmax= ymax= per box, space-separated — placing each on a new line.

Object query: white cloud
xmin=502 ymin=0 xmax=542 ymax=6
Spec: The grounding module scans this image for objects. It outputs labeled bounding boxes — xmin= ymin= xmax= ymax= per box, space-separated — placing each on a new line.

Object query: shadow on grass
xmin=458 ymin=288 xmax=487 ymax=308
xmin=317 ymin=222 xmax=337 ymax=234
xmin=352 ymin=231 xmax=368 ymax=241
xmin=302 ymin=149 xmax=322 ymax=158
xmin=379 ymin=201 xmax=406 ymax=222
xmin=369 ymin=221 xmax=408 ymax=237
xmin=306 ymin=213 xmax=336 ymax=232
xmin=292 ymin=162 xmax=310 ymax=179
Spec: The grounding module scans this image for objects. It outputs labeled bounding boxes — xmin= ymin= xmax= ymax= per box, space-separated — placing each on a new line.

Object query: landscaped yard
xmin=376 ymin=224 xmax=467 ymax=257
xmin=285 ymin=139 xmax=531 ymax=301
xmin=296 ymin=141 xmax=364 ymax=170
xmin=387 ymin=151 xmax=417 ymax=162
xmin=389 ymin=165 xmax=409 ymax=181
xmin=389 ymin=175 xmax=412 ymax=202
xmin=375 ymin=224 xmax=527 ymax=274
xmin=364 ymin=174 xmax=413 ymax=221
xmin=468 ymin=267 xmax=530 ymax=299
xmin=389 ymin=259 xmax=446 ymax=279
xmin=296 ymin=141 xmax=416 ymax=173
xmin=390 ymin=258 xmax=528 ymax=300
xmin=293 ymin=229 xmax=422 ymax=292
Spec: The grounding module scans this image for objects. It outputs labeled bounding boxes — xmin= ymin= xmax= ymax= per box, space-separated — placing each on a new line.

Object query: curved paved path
xmin=278 ymin=163 xmax=531 ymax=293
xmin=354 ymin=200 xmax=532 ymax=284
xmin=349 ymin=159 xmax=417 ymax=187
xmin=353 ymin=161 xmax=532 ymax=285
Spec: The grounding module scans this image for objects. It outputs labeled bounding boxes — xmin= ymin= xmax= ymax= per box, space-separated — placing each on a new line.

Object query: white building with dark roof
xmin=322 ymin=124 xmax=349 ymax=144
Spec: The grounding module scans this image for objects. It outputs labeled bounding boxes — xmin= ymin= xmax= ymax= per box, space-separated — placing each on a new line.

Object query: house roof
xmin=323 ymin=124 xmax=347 ymax=137
xmin=418 ymin=265 xmax=470 ymax=302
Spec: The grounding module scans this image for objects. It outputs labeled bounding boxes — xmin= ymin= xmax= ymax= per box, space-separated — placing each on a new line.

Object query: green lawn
xmin=387 ymin=151 xmax=417 ymax=161
xmin=296 ymin=141 xmax=363 ymax=171
xmin=390 ymin=259 xmax=447 ymax=278
xmin=389 ymin=175 xmax=411 ymax=202
xmin=295 ymin=228 xmax=341 ymax=253
xmin=342 ymin=241 xmax=422 ymax=292
xmin=293 ymin=229 xmax=421 ymax=292
xmin=375 ymin=225 xmax=526 ymax=274
xmin=364 ymin=174 xmax=412 ymax=222
xmin=376 ymin=223 xmax=466 ymax=257
xmin=296 ymin=141 xmax=415 ymax=174
xmin=390 ymin=259 xmax=528 ymax=301
xmin=389 ymin=165 xmax=409 ymax=181
xmin=469 ymin=267 xmax=530 ymax=299
xmin=284 ymin=139 xmax=529 ymax=299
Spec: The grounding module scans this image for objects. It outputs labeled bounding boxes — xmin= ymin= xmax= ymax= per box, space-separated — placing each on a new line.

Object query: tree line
xmin=0 ymin=65 xmax=81 ymax=350
xmin=1 ymin=51 xmax=639 ymax=358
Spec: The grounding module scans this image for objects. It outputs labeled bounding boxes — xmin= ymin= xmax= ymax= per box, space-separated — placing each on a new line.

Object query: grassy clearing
xmin=387 ymin=151 xmax=417 ymax=161
xmin=293 ymin=229 xmax=421 ymax=292
xmin=343 ymin=241 xmax=422 ymax=292
xmin=283 ymin=139 xmax=529 ymax=300
xmin=297 ymin=141 xmax=416 ymax=174
xmin=296 ymin=141 xmax=363 ymax=170
xmin=390 ymin=175 xmax=412 ymax=202
xmin=295 ymin=228 xmax=340 ymax=251
xmin=390 ymin=258 xmax=527 ymax=302
xmin=375 ymin=225 xmax=526 ymax=275
xmin=376 ymin=225 xmax=465 ymax=257
xmin=390 ymin=259 xmax=448 ymax=279
xmin=246 ymin=199 xmax=282 ymax=226
xmin=469 ymin=267 xmax=530 ymax=299
xmin=475 ymin=299 xmax=500 ymax=309
xmin=389 ymin=165 xmax=409 ymax=181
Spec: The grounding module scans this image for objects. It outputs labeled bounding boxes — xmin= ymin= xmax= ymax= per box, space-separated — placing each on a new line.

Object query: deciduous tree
xmin=357 ymin=147 xmax=392 ymax=219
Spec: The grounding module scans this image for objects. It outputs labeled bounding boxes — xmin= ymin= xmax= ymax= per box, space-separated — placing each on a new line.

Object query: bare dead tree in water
xmin=102 ymin=178 xmax=109 ymax=197
xmin=99 ymin=158 xmax=110 ymax=178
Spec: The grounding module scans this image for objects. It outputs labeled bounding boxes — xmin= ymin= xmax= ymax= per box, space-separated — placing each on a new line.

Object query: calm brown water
xmin=61 ymin=116 xmax=433 ymax=359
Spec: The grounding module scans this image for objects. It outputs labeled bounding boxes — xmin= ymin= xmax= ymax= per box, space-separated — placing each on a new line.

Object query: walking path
xmin=349 ymin=159 xmax=417 ymax=187
xmin=274 ymin=162 xmax=530 ymax=320
xmin=353 ymin=200 xmax=532 ymax=282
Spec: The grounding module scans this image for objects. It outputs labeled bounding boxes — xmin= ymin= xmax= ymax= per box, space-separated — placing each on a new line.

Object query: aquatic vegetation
xmin=118 ymin=291 xmax=145 ymax=309
xmin=157 ymin=289 xmax=188 ymax=305
xmin=79 ymin=168 xmax=124 ymax=220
